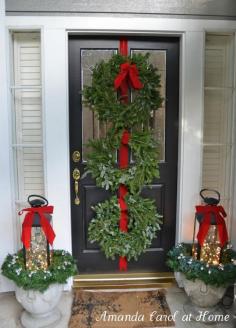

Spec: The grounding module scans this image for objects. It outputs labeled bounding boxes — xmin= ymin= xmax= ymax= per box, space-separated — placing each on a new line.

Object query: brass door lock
xmin=72 ymin=151 xmax=81 ymax=163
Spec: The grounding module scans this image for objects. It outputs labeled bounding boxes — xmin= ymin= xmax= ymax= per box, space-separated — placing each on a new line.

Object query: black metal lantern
xmin=192 ymin=189 xmax=228 ymax=265
xmin=19 ymin=195 xmax=55 ymax=270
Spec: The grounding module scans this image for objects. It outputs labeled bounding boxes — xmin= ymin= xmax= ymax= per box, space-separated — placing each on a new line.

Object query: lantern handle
xmin=27 ymin=194 xmax=49 ymax=207
xmin=200 ymin=188 xmax=220 ymax=205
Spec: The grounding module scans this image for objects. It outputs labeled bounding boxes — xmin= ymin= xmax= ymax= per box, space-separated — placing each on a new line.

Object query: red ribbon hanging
xmin=115 ymin=39 xmax=144 ymax=271
xmin=118 ymin=183 xmax=128 ymax=232
xmin=119 ymin=256 xmax=128 ymax=271
xmin=119 ymin=38 xmax=128 ymax=57
xmin=196 ymin=205 xmax=228 ymax=247
xmin=119 ymin=130 xmax=130 ymax=169
xmin=118 ymin=131 xmax=129 ymax=233
xmin=117 ymin=39 xmax=129 ymax=271
xmin=19 ymin=206 xmax=56 ymax=249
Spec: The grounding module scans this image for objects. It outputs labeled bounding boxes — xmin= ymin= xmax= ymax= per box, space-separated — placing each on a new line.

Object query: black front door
xmin=69 ymin=36 xmax=179 ymax=273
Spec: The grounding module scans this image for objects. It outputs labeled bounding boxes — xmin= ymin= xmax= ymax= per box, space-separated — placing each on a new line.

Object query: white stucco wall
xmin=0 ymin=12 xmax=236 ymax=292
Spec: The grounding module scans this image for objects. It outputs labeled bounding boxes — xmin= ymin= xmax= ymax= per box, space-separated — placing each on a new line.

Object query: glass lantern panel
xmin=25 ymin=227 xmax=49 ymax=270
xmin=200 ymin=225 xmax=221 ymax=265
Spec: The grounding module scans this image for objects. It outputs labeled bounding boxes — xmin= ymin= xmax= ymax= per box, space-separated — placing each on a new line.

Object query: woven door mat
xmin=69 ymin=289 xmax=175 ymax=328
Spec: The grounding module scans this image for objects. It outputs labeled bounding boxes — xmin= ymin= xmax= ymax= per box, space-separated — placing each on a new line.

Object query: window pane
xmin=81 ymin=49 xmax=117 ymax=160
xmin=131 ymin=49 xmax=166 ymax=161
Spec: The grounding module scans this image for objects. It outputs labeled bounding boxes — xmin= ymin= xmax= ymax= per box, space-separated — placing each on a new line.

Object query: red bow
xmin=196 ymin=205 xmax=228 ymax=247
xmin=19 ymin=206 xmax=56 ymax=249
xmin=114 ymin=62 xmax=143 ymax=101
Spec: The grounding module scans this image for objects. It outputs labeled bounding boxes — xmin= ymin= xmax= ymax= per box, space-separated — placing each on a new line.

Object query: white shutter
xmin=202 ymin=34 xmax=234 ymax=211
xmin=12 ymin=32 xmax=44 ymax=202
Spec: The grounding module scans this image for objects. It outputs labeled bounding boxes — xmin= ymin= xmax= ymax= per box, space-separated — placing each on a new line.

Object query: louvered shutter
xmin=202 ymin=34 xmax=234 ymax=210
xmin=12 ymin=32 xmax=44 ymax=202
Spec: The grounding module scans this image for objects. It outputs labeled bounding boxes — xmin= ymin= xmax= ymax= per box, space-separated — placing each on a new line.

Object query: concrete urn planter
xmin=15 ymin=283 xmax=63 ymax=328
xmin=182 ymin=275 xmax=227 ymax=323
xmin=182 ymin=276 xmax=226 ymax=307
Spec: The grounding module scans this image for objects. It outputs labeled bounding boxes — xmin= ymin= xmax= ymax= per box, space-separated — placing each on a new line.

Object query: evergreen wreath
xmin=85 ymin=129 xmax=159 ymax=194
xmin=167 ymin=243 xmax=236 ymax=287
xmin=83 ymin=53 xmax=163 ymax=129
xmin=1 ymin=250 xmax=77 ymax=292
xmin=83 ymin=53 xmax=163 ymax=262
xmin=88 ymin=195 xmax=162 ymax=261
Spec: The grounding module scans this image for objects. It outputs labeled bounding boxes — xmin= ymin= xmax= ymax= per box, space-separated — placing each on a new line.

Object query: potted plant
xmin=1 ymin=249 xmax=77 ymax=328
xmin=1 ymin=195 xmax=77 ymax=328
xmin=167 ymin=243 xmax=236 ymax=321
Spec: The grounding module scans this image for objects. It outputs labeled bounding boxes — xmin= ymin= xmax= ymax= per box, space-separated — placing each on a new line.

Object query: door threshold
xmin=73 ymin=272 xmax=175 ymax=289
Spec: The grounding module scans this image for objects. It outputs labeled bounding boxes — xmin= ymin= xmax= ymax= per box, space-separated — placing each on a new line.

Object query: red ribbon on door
xmin=115 ymin=38 xmax=143 ymax=271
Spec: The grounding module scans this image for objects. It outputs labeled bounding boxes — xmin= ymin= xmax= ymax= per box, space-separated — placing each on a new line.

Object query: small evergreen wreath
xmin=89 ymin=195 xmax=162 ymax=261
xmin=83 ymin=53 xmax=163 ymax=129
xmin=1 ymin=250 xmax=77 ymax=292
xmin=85 ymin=129 xmax=159 ymax=194
xmin=167 ymin=243 xmax=236 ymax=287
xmin=83 ymin=53 xmax=163 ymax=262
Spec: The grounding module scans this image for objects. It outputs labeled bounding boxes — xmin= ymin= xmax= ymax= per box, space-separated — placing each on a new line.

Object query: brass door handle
xmin=73 ymin=168 xmax=80 ymax=205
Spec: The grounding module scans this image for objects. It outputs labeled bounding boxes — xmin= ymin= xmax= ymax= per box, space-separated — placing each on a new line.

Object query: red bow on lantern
xmin=196 ymin=205 xmax=228 ymax=247
xmin=19 ymin=206 xmax=56 ymax=249
xmin=114 ymin=62 xmax=143 ymax=100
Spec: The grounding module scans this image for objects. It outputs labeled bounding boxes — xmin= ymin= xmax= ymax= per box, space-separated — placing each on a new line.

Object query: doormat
xmin=69 ymin=289 xmax=175 ymax=328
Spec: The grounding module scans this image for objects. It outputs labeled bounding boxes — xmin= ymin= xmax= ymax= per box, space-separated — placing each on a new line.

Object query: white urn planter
xmin=182 ymin=275 xmax=227 ymax=324
xmin=183 ymin=276 xmax=226 ymax=307
xmin=15 ymin=283 xmax=63 ymax=328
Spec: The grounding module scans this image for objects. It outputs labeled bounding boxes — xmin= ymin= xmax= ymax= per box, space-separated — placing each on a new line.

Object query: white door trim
xmin=2 ymin=15 xmax=236 ymax=291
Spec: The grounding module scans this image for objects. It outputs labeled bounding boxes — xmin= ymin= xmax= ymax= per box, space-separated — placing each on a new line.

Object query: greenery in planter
xmin=167 ymin=243 xmax=236 ymax=287
xmin=1 ymin=249 xmax=77 ymax=292
xmin=83 ymin=52 xmax=163 ymax=262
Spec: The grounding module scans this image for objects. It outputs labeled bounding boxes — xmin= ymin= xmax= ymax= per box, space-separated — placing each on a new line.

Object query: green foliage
xmin=83 ymin=52 xmax=163 ymax=261
xmin=1 ymin=250 xmax=77 ymax=292
xmin=88 ymin=195 xmax=162 ymax=261
xmin=85 ymin=129 xmax=159 ymax=193
xmin=83 ymin=53 xmax=163 ymax=129
xmin=167 ymin=243 xmax=236 ymax=287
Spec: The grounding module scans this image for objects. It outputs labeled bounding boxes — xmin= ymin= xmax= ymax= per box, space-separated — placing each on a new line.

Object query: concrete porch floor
xmin=0 ymin=286 xmax=234 ymax=328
